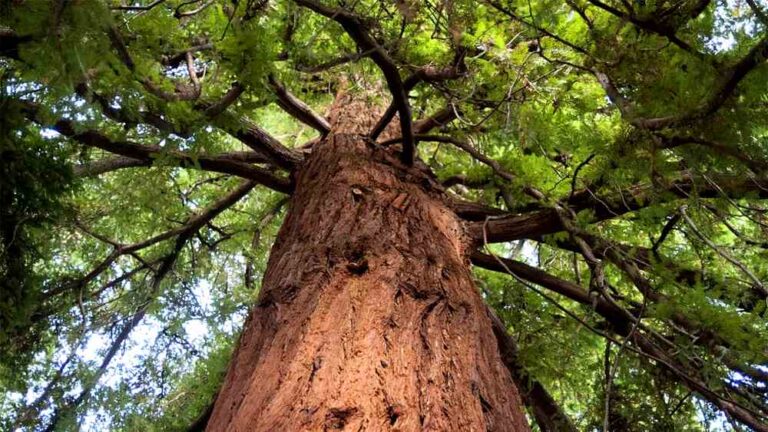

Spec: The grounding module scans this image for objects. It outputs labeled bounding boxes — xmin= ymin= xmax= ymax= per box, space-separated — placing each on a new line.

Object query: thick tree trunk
xmin=206 ymin=93 xmax=530 ymax=431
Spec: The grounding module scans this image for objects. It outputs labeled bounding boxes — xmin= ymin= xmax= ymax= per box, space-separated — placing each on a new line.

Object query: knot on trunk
xmin=345 ymin=248 xmax=369 ymax=275
xmin=324 ymin=407 xmax=358 ymax=430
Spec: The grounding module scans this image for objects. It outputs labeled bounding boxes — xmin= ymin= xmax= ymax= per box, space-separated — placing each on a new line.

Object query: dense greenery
xmin=1 ymin=0 xmax=767 ymax=430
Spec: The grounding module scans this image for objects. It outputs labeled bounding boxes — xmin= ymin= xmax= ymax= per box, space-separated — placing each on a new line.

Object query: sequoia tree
xmin=2 ymin=0 xmax=768 ymax=431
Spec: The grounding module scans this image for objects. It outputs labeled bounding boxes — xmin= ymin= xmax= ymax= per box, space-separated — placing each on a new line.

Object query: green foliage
xmin=2 ymin=0 xmax=768 ymax=431
xmin=0 ymin=96 xmax=74 ymax=387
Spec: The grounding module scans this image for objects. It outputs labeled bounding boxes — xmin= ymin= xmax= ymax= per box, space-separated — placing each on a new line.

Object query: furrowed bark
xmin=207 ymin=96 xmax=529 ymax=431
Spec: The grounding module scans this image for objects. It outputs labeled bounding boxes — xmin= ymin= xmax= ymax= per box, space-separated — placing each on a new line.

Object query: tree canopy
xmin=1 ymin=0 xmax=768 ymax=430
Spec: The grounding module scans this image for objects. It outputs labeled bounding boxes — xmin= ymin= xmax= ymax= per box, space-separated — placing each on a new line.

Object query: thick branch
xmin=210 ymin=111 xmax=303 ymax=171
xmin=413 ymin=106 xmax=457 ymax=134
xmin=74 ymin=151 xmax=272 ymax=178
xmin=73 ymin=156 xmax=149 ymax=177
xmin=267 ymin=75 xmax=331 ymax=135
xmin=50 ymin=119 xmax=292 ymax=193
xmin=79 ymin=80 xmax=300 ymax=171
xmin=468 ymin=173 xmax=768 ymax=243
xmin=200 ymin=82 xmax=246 ymax=118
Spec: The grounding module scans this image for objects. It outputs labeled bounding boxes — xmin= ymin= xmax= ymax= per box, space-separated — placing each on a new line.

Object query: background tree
xmin=1 ymin=0 xmax=767 ymax=430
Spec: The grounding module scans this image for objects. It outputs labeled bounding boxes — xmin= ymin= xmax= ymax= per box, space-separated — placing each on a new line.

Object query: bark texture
xmin=206 ymin=92 xmax=529 ymax=431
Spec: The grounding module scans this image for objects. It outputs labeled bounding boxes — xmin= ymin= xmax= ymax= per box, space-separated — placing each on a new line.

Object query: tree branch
xmin=48 ymin=118 xmax=292 ymax=193
xmin=111 ymin=0 xmax=167 ymax=11
xmin=486 ymin=306 xmax=579 ymax=432
xmin=73 ymin=156 xmax=150 ymax=177
xmin=211 ymin=111 xmax=304 ymax=171
xmin=293 ymin=0 xmax=415 ymax=164
xmin=585 ymin=0 xmax=706 ymax=58
xmin=633 ymin=34 xmax=768 ymax=130
xmin=413 ymin=106 xmax=457 ymax=134
xmin=467 ymin=172 xmax=768 ymax=244
xmin=472 ymin=251 xmax=768 ymax=432
xmin=43 ymin=179 xmax=258 ymax=300
xmin=267 ymin=74 xmax=331 ymax=135
xmin=370 ymin=61 xmax=466 ymax=140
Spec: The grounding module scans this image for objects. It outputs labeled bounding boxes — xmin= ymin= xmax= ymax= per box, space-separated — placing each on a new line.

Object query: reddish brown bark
xmin=206 ymin=93 xmax=530 ymax=431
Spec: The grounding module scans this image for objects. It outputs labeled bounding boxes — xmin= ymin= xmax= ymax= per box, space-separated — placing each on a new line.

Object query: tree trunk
xmin=206 ymin=92 xmax=530 ymax=431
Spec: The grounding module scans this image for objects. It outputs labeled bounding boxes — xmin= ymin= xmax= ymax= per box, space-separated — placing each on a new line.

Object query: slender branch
xmin=549 ymin=230 xmax=768 ymax=385
xmin=13 ymin=338 xmax=84 ymax=427
xmin=79 ymin=78 xmax=301 ymax=171
xmin=604 ymin=293 xmax=647 ymax=432
xmin=471 ymin=251 xmax=630 ymax=330
xmin=50 ymin=250 xmax=177 ymax=428
xmin=406 ymin=134 xmax=513 ymax=181
xmin=185 ymin=52 xmax=202 ymax=96
xmin=244 ymin=198 xmax=288 ymax=291
xmin=656 ymin=134 xmax=768 ymax=172
xmin=111 ymin=0 xmax=167 ymax=11
xmin=585 ymin=0 xmax=706 ymax=58
xmin=370 ymin=62 xmax=466 ymax=140
xmin=43 ymin=180 xmax=258 ymax=299
xmin=42 ymin=300 xmax=149 ymax=432
xmin=174 ymin=0 xmax=215 ymax=18
xmin=679 ymin=205 xmax=767 ymax=296
xmin=633 ymin=34 xmax=768 ymax=130
xmin=746 ymin=0 xmax=768 ymax=26
xmin=486 ymin=0 xmax=591 ymax=56
xmin=161 ymin=43 xmax=214 ymax=68
xmin=107 ymin=26 xmax=200 ymax=102
xmin=651 ymin=213 xmax=680 ymax=253
xmin=293 ymin=48 xmax=377 ymax=73
xmin=74 ymin=84 xmax=186 ymax=136
xmin=592 ymin=70 xmax=633 ymax=117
